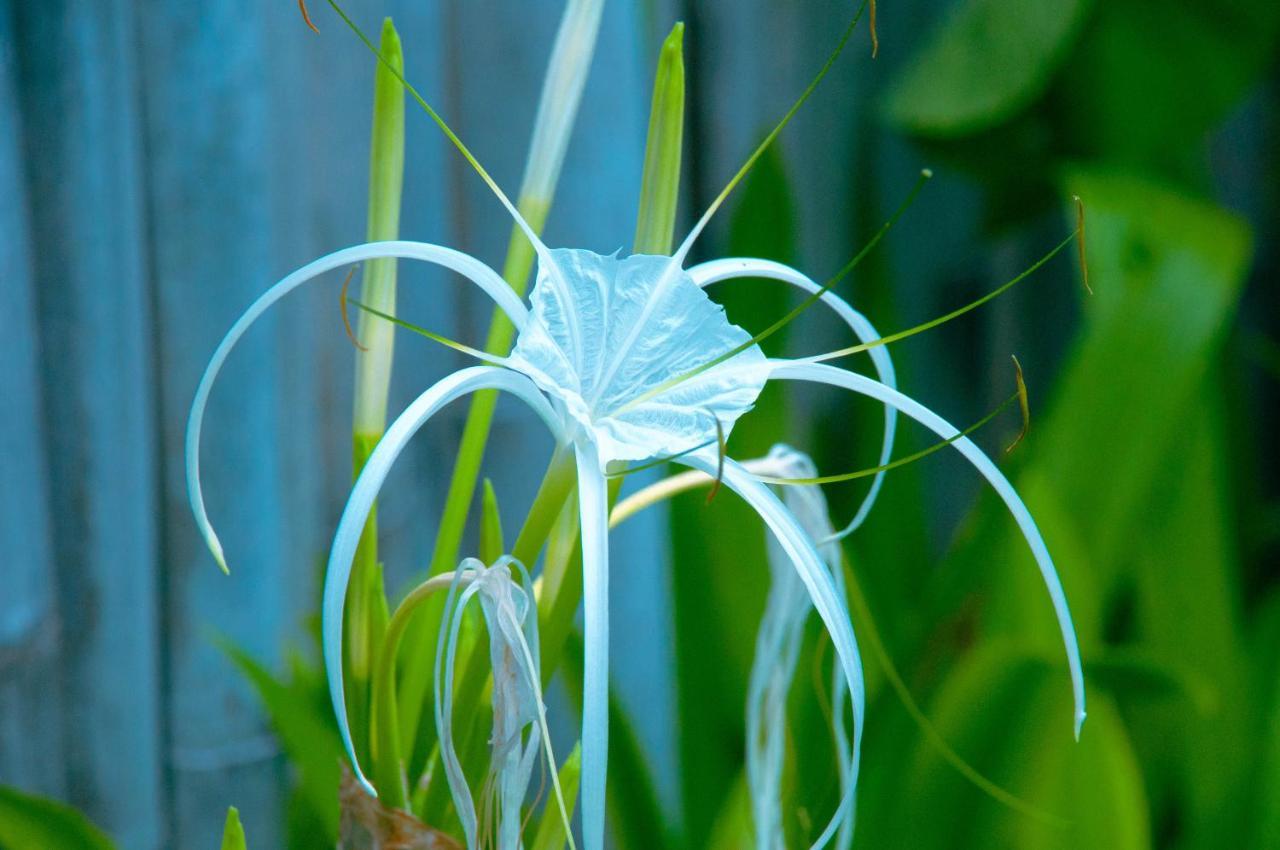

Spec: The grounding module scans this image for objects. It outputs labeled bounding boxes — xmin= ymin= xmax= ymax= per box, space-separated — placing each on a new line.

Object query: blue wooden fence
xmin=0 ymin=0 xmax=1001 ymax=845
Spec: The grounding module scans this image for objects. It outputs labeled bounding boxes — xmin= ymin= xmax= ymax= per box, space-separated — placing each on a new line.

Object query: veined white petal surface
xmin=574 ymin=440 xmax=611 ymax=850
xmin=681 ymin=455 xmax=865 ymax=849
xmin=769 ymin=360 xmax=1087 ymax=737
xmin=689 ymin=258 xmax=898 ymax=537
xmin=322 ymin=367 xmax=563 ymax=796
xmin=508 ymin=249 xmax=768 ymax=462
xmin=186 ymin=240 xmax=527 ymax=573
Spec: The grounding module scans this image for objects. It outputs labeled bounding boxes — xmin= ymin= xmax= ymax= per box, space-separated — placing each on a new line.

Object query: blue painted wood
xmin=0 ymin=0 xmax=675 ymax=843
xmin=7 ymin=1 xmax=166 ymax=847
xmin=0 ymin=0 xmax=65 ymax=804
xmin=137 ymin=0 xmax=300 ymax=843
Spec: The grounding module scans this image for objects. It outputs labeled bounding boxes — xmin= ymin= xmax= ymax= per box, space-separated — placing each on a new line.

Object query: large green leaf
xmin=1058 ymin=0 xmax=1280 ymax=178
xmin=0 ymin=786 xmax=116 ymax=850
xmin=855 ymin=646 xmax=1148 ymax=849
xmin=942 ymin=169 xmax=1251 ymax=654
xmin=885 ymin=0 xmax=1093 ymax=136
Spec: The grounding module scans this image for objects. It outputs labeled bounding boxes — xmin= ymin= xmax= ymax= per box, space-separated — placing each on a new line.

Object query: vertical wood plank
xmin=136 ymin=0 xmax=298 ymax=843
xmin=9 ymin=0 xmax=165 ymax=846
xmin=0 ymin=0 xmax=65 ymax=803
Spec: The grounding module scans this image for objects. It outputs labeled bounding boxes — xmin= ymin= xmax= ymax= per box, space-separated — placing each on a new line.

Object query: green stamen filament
xmin=810 ymin=230 xmax=1078 ymax=364
xmin=754 ymin=391 xmax=1020 ymax=487
xmin=349 ymin=300 xmax=501 ymax=365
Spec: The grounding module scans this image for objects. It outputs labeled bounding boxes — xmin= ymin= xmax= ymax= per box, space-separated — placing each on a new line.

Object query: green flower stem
xmin=478 ymin=478 xmax=505 ymax=564
xmin=369 ymin=571 xmax=458 ymax=811
xmin=346 ymin=18 xmax=404 ymax=774
xmin=393 ymin=200 xmax=549 ymax=778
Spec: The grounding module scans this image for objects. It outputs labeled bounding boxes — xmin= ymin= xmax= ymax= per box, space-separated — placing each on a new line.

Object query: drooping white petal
xmin=768 ymin=360 xmax=1087 ymax=737
xmin=435 ymin=557 xmax=569 ymax=850
xmin=680 ymin=454 xmax=865 ymax=849
xmin=508 ymin=249 xmax=768 ymax=463
xmin=743 ymin=446 xmax=853 ymax=850
xmin=689 ymin=258 xmax=898 ymax=536
xmin=187 ymin=240 xmax=528 ymax=572
xmin=322 ymin=366 xmax=563 ymax=796
xmin=574 ymin=440 xmax=611 ymax=850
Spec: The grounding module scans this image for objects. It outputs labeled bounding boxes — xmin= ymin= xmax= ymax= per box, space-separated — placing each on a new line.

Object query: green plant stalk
xmin=347 ymin=17 xmax=405 ymax=777
xmin=395 ymin=200 xmax=548 ymax=775
xmin=479 ymin=478 xmax=506 ymax=563
xmin=370 ymin=572 xmax=458 ymax=811
xmin=530 ymin=744 xmax=583 ymax=850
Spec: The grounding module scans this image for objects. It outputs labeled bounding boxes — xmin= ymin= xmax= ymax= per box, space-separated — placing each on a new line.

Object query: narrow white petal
xmin=681 ymin=455 xmax=864 ymax=848
xmin=768 ymin=360 xmax=1087 ymax=737
xmin=574 ymin=441 xmax=611 ymax=850
xmin=436 ymin=568 xmax=485 ymax=846
xmin=689 ymin=258 xmax=898 ymax=536
xmin=186 ymin=240 xmax=528 ymax=573
xmin=323 ymin=366 xmax=562 ymax=796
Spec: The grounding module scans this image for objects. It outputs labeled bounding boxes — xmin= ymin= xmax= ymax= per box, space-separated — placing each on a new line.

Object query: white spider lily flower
xmin=186 ymin=8 xmax=1084 ymax=847
xmin=434 ymin=557 xmax=573 ymax=850
xmin=187 ymin=234 xmax=1084 ymax=849
xmin=743 ymin=445 xmax=854 ymax=850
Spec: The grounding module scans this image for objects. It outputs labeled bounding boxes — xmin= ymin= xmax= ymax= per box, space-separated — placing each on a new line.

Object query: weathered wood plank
xmin=135 ymin=0 xmax=314 ymax=843
xmin=0 ymin=0 xmax=65 ymax=803
xmin=9 ymin=0 xmax=165 ymax=846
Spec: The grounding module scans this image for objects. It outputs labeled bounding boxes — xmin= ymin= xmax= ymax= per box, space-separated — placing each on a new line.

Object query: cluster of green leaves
xmin=0 ymin=786 xmax=246 ymax=850
xmin=656 ymin=1 xmax=1279 ymax=847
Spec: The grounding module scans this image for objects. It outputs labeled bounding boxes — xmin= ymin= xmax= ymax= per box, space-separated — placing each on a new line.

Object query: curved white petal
xmin=323 ymin=366 xmax=563 ymax=796
xmin=768 ymin=360 xmax=1087 ymax=737
xmin=186 ymin=240 xmax=528 ymax=573
xmin=689 ymin=258 xmax=898 ymax=536
xmin=508 ymin=249 xmax=768 ymax=463
xmin=681 ymin=454 xmax=864 ymax=848
xmin=574 ymin=441 xmax=611 ymax=850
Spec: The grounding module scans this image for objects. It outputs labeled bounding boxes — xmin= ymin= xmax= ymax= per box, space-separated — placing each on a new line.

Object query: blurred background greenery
xmin=1 ymin=0 xmax=1277 ymax=847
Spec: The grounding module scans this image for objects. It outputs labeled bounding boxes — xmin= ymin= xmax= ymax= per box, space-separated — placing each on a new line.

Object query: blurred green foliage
xmin=660 ymin=0 xmax=1278 ymax=847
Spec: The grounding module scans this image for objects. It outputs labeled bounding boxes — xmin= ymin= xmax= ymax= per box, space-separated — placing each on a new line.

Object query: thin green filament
xmin=603 ymin=437 xmax=719 ymax=480
xmin=812 ymin=231 xmax=1078 ymax=363
xmin=324 ymin=1 xmax=539 ymax=245
xmin=677 ymin=1 xmax=872 ymax=258
xmin=349 ymin=300 xmax=499 ymax=364
xmin=754 ymin=392 xmax=1019 ymax=487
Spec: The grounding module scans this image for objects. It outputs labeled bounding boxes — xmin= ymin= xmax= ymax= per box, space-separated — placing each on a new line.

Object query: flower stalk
xmin=347 ymin=17 xmax=405 ymax=776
